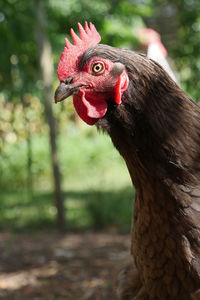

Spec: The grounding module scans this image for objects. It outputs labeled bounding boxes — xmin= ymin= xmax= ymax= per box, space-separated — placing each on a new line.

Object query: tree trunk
xmin=27 ymin=122 xmax=33 ymax=198
xmin=34 ymin=1 xmax=66 ymax=231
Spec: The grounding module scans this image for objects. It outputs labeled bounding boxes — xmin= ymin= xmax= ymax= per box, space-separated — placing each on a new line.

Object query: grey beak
xmin=54 ymin=82 xmax=80 ymax=103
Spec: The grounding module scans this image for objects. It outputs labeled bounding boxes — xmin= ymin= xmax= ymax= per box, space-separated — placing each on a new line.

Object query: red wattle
xmin=81 ymin=91 xmax=107 ymax=118
xmin=73 ymin=91 xmax=107 ymax=125
xmin=73 ymin=95 xmax=96 ymax=125
xmin=72 ymin=71 xmax=129 ymax=126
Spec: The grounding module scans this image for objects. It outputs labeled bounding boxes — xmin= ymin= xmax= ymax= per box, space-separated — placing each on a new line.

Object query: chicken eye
xmin=92 ymin=62 xmax=105 ymax=75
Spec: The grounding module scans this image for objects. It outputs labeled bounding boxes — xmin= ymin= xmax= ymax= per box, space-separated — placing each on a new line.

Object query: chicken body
xmin=93 ymin=45 xmax=200 ymax=299
xmin=55 ymin=25 xmax=200 ymax=299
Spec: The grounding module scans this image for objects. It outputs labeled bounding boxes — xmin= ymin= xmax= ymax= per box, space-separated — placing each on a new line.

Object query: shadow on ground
xmin=0 ymin=231 xmax=131 ymax=300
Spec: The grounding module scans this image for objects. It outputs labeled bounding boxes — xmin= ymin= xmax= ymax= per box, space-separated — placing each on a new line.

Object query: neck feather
xmin=96 ymin=75 xmax=200 ymax=289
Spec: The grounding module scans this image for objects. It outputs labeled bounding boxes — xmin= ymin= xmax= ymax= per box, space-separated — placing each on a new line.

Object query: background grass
xmin=0 ymin=129 xmax=134 ymax=232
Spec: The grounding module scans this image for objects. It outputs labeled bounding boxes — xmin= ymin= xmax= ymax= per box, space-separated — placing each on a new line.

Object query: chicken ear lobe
xmin=114 ymin=71 xmax=129 ymax=104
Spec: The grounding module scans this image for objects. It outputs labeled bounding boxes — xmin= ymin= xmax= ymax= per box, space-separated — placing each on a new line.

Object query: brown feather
xmin=81 ymin=44 xmax=200 ymax=298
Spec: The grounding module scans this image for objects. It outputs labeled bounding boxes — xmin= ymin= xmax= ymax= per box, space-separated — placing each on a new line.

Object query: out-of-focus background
xmin=0 ymin=0 xmax=199 ymax=299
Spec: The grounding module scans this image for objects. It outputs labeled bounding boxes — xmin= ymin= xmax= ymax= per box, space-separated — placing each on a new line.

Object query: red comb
xmin=57 ymin=22 xmax=101 ymax=81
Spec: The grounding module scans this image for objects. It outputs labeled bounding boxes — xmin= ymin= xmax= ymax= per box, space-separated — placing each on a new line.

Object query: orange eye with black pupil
xmin=92 ymin=62 xmax=105 ymax=75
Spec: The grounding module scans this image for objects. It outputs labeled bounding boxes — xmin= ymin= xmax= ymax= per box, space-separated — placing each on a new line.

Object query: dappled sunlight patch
xmin=0 ymin=232 xmax=130 ymax=299
xmin=0 ymin=261 xmax=59 ymax=290
xmin=58 ymin=233 xmax=86 ymax=250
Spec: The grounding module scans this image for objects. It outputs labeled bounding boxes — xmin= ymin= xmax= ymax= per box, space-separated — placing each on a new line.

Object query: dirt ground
xmin=0 ymin=231 xmax=131 ymax=300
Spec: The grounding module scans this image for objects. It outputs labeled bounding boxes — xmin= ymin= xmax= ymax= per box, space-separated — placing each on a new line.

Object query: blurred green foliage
xmin=173 ymin=0 xmax=200 ymax=100
xmin=153 ymin=0 xmax=200 ymax=100
xmin=0 ymin=187 xmax=134 ymax=232
xmin=0 ymin=130 xmax=133 ymax=232
xmin=0 ymin=0 xmax=199 ymax=232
